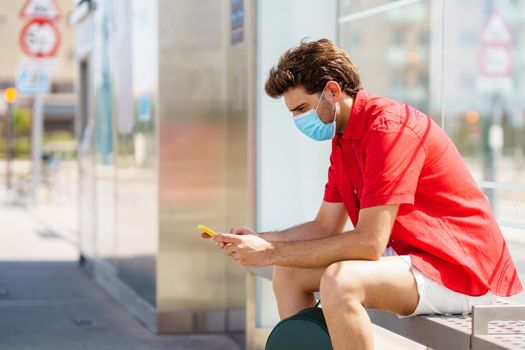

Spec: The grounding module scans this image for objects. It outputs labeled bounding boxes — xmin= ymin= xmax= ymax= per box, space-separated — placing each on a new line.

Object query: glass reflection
xmin=93 ymin=0 xmax=115 ymax=265
xmin=338 ymin=0 xmax=525 ymax=302
xmin=441 ymin=1 xmax=525 ymax=220
xmin=339 ymin=1 xmax=433 ymax=114
xmin=114 ymin=0 xmax=158 ymax=305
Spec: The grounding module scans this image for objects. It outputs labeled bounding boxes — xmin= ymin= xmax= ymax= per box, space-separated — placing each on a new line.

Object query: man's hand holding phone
xmin=199 ymin=225 xmax=257 ymax=247
xmin=198 ymin=224 xmax=273 ymax=267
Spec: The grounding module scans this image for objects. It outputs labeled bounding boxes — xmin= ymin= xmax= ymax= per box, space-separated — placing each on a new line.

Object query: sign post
xmin=18 ymin=0 xmax=62 ymax=201
xmin=477 ymin=9 xmax=513 ymax=210
xmin=31 ymin=90 xmax=44 ymax=198
xmin=3 ymin=88 xmax=18 ymax=190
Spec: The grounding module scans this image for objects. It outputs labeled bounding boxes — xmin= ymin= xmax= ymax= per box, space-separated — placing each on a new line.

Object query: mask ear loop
xmin=333 ymin=100 xmax=339 ymax=123
xmin=316 ymin=84 xmax=339 ymax=137
xmin=330 ymin=103 xmax=339 ymax=139
xmin=325 ymin=84 xmax=339 ymax=138
xmin=314 ymin=85 xmax=327 ymax=113
xmin=316 ymin=84 xmax=338 ymax=122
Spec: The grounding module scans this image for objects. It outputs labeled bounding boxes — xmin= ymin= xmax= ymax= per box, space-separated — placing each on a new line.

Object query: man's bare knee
xmin=320 ymin=261 xmax=365 ymax=308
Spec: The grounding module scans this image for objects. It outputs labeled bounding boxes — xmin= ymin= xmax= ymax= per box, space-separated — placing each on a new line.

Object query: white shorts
xmin=382 ymin=247 xmax=497 ymax=317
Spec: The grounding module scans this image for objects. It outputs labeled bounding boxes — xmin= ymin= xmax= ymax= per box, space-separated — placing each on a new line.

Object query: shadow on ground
xmin=0 ymin=261 xmax=242 ymax=350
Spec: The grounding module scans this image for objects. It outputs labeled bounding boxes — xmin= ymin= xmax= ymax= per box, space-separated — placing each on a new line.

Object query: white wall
xmin=255 ymin=0 xmax=337 ymax=328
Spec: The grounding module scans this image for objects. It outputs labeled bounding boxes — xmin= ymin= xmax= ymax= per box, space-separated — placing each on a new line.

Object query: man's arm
xmin=269 ymin=204 xmax=399 ymax=268
xmin=260 ymin=201 xmax=348 ymax=242
xmin=215 ymin=204 xmax=399 ymax=268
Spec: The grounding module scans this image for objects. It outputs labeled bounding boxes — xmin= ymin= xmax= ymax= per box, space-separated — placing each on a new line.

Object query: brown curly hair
xmin=265 ymin=38 xmax=363 ymax=99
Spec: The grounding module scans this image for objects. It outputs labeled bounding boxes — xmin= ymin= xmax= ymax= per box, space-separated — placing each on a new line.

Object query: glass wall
xmin=114 ymin=0 xmax=158 ymax=307
xmin=338 ymin=0 xmax=438 ymax=120
xmin=441 ymin=0 xmax=525 ymax=232
xmin=93 ymin=0 xmax=116 ymax=267
xmin=80 ymin=0 xmax=158 ymax=306
xmin=338 ymin=0 xmax=525 ymax=302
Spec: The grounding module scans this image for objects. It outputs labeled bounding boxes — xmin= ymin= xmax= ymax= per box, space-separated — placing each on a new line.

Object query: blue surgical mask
xmin=293 ymin=87 xmax=337 ymax=141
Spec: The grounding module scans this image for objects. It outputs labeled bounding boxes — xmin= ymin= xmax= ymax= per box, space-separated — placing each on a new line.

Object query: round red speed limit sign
xmin=19 ymin=18 xmax=61 ymax=58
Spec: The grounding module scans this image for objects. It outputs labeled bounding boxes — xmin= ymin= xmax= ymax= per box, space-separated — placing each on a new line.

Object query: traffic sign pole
xmin=478 ymin=8 xmax=513 ymax=212
xmin=3 ymin=88 xmax=18 ymax=190
xmin=31 ymin=83 xmax=44 ymax=200
xmin=18 ymin=0 xmax=62 ymax=201
xmin=5 ymin=103 xmax=14 ymax=189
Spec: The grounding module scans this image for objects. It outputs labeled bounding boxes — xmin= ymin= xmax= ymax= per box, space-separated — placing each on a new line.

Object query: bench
xmin=247 ymin=267 xmax=525 ymax=350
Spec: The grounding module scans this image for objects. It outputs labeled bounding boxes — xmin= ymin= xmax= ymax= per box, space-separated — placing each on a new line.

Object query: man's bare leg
xmin=320 ymin=256 xmax=419 ymax=350
xmin=272 ymin=266 xmax=325 ymax=319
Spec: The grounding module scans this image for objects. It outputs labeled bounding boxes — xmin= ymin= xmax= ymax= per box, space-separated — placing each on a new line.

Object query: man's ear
xmin=325 ymin=81 xmax=342 ymax=100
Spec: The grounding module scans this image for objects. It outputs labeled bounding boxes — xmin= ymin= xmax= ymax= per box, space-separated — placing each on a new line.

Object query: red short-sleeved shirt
xmin=324 ymin=90 xmax=522 ymax=297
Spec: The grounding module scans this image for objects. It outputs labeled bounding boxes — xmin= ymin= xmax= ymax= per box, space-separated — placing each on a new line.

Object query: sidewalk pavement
xmin=0 ymin=200 xmax=242 ymax=350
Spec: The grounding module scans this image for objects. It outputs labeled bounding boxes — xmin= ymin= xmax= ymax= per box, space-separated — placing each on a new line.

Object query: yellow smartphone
xmin=197 ymin=224 xmax=218 ymax=237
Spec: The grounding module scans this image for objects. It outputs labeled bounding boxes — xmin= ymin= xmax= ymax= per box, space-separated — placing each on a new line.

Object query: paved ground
xmin=0 ymin=200 xmax=242 ymax=350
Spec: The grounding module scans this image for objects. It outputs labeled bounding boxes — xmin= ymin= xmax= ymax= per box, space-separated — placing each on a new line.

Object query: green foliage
xmin=13 ymin=108 xmax=32 ymax=135
xmin=13 ymin=138 xmax=31 ymax=158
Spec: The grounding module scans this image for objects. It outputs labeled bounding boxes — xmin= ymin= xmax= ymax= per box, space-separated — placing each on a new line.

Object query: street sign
xmin=478 ymin=44 xmax=513 ymax=77
xmin=478 ymin=9 xmax=513 ymax=91
xmin=16 ymin=68 xmax=51 ymax=95
xmin=18 ymin=57 xmax=60 ymax=75
xmin=19 ymin=0 xmax=62 ymax=21
xmin=480 ymin=10 xmax=513 ymax=45
xmin=19 ymin=18 xmax=61 ymax=58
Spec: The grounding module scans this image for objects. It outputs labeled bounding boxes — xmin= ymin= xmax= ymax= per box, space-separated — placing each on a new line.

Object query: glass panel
xmin=114 ymin=0 xmax=158 ymax=306
xmin=442 ymin=0 xmax=525 ymax=217
xmin=93 ymin=0 xmax=116 ymax=265
xmin=338 ymin=0 xmax=525 ymax=301
xmin=338 ymin=0 xmax=440 ymax=121
xmin=485 ymin=187 xmax=525 ymax=229
xmin=442 ymin=1 xmax=525 ymax=297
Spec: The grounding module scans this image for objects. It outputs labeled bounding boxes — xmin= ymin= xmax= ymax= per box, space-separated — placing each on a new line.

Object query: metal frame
xmin=471 ymin=305 xmax=525 ymax=350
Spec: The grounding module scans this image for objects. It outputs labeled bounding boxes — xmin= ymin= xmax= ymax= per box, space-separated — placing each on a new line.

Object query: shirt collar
xmin=336 ymin=89 xmax=369 ymax=142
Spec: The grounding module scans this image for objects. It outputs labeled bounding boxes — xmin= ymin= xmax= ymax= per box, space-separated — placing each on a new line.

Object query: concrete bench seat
xmin=368 ymin=302 xmax=525 ymax=349
xmin=248 ymin=267 xmax=525 ymax=349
